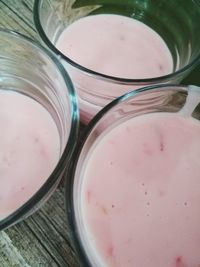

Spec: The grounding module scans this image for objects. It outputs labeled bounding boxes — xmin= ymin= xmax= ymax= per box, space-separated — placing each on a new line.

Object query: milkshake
xmin=78 ymin=102 xmax=200 ymax=266
xmin=0 ymin=90 xmax=60 ymax=220
xmin=56 ymin=14 xmax=173 ymax=122
xmin=56 ymin=14 xmax=173 ymax=79
xmin=73 ymin=86 xmax=200 ymax=267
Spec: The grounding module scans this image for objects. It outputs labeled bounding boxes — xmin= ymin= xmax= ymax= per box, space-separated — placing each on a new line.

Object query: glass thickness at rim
xmin=0 ymin=28 xmax=79 ymax=231
xmin=65 ymin=84 xmax=190 ymax=267
xmin=34 ymin=0 xmax=200 ymax=84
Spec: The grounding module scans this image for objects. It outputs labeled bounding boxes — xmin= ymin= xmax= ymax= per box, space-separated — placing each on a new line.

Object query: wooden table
xmin=0 ymin=1 xmax=199 ymax=266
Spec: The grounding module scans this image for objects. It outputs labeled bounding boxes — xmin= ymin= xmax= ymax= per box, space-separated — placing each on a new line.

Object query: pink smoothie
xmin=56 ymin=14 xmax=173 ymax=78
xmin=80 ymin=112 xmax=200 ymax=267
xmin=0 ymin=90 xmax=60 ymax=220
xmin=56 ymin=14 xmax=173 ymax=122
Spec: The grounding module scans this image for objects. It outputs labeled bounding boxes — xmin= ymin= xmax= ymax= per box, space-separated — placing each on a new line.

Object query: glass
xmin=34 ymin=0 xmax=200 ymax=123
xmin=65 ymin=84 xmax=200 ymax=267
xmin=0 ymin=29 xmax=79 ymax=231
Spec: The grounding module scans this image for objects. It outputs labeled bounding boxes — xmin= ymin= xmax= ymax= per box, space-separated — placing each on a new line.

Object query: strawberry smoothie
xmin=80 ymin=111 xmax=200 ymax=267
xmin=0 ymin=90 xmax=60 ymax=220
xmin=56 ymin=14 xmax=173 ymax=122
xmin=56 ymin=14 xmax=173 ymax=79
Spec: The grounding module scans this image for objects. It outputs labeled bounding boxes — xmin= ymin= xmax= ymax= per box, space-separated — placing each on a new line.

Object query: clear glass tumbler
xmin=65 ymin=84 xmax=200 ymax=267
xmin=34 ymin=0 xmax=200 ymax=123
xmin=0 ymin=29 xmax=79 ymax=231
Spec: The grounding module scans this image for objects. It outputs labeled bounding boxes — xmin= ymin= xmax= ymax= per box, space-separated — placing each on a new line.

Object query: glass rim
xmin=0 ymin=28 xmax=79 ymax=231
xmin=34 ymin=0 xmax=200 ymax=84
xmin=64 ymin=83 xmax=189 ymax=267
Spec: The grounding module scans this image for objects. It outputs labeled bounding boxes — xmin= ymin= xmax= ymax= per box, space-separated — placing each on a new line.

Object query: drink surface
xmin=0 ymin=90 xmax=60 ymax=220
xmin=56 ymin=14 xmax=173 ymax=79
xmin=81 ymin=112 xmax=200 ymax=267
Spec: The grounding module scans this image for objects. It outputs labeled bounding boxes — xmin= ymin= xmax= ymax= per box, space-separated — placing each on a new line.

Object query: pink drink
xmin=80 ymin=112 xmax=200 ymax=267
xmin=56 ymin=14 xmax=172 ymax=78
xmin=0 ymin=90 xmax=60 ymax=220
xmin=56 ymin=14 xmax=173 ymax=122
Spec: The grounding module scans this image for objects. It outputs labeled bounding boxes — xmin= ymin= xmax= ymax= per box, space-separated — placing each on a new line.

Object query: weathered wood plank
xmin=1 ymin=188 xmax=80 ymax=267
xmin=0 ymin=0 xmax=37 ymax=39
xmin=0 ymin=231 xmax=31 ymax=267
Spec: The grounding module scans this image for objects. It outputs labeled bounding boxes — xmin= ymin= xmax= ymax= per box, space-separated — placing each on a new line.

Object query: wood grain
xmin=0 ymin=0 xmax=37 ymax=39
xmin=0 ymin=188 xmax=80 ymax=267
xmin=0 ymin=1 xmax=80 ymax=266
